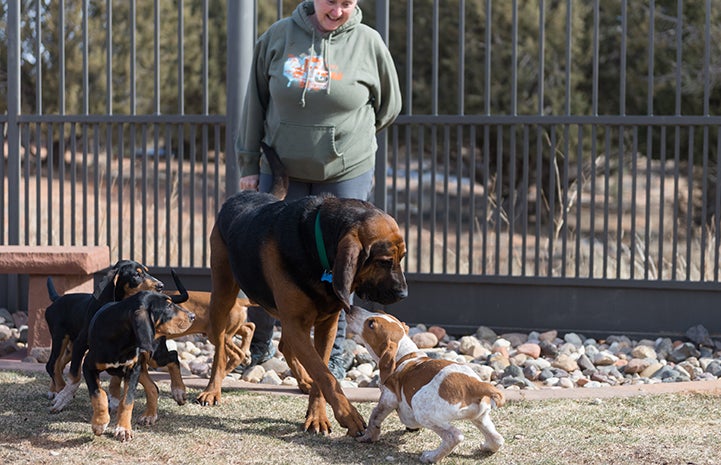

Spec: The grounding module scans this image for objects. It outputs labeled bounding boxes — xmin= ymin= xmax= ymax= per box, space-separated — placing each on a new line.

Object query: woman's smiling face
xmin=312 ymin=0 xmax=357 ymax=33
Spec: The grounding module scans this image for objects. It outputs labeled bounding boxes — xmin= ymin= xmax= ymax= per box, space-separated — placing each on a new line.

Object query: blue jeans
xmin=248 ymin=169 xmax=374 ymax=357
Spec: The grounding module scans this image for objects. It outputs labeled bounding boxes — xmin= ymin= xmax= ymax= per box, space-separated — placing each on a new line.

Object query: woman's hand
xmin=240 ymin=175 xmax=259 ymax=191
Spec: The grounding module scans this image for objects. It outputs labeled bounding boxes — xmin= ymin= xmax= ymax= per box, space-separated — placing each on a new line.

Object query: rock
xmin=564 ymin=333 xmax=584 ymax=348
xmin=667 ymin=343 xmax=701 ymax=363
xmin=576 ymin=354 xmax=596 ymax=372
xmin=0 ymin=325 xmax=12 ymax=342
xmin=475 ymin=326 xmax=497 ymax=342
xmin=624 ymin=358 xmax=651 ymax=374
xmin=241 ymin=365 xmax=265 ymax=383
xmin=427 ymin=325 xmax=447 ymax=342
xmin=516 ymin=342 xmax=541 ymax=359
xmin=260 ymin=371 xmax=283 ymax=385
xmin=552 ymin=354 xmax=579 ymax=372
xmin=640 ymin=362 xmax=664 ymax=378
xmin=631 ymin=345 xmax=657 ymax=360
xmin=539 ymin=340 xmax=559 ymax=358
xmin=501 ymin=332 xmax=528 ymax=347
xmin=538 ymin=330 xmax=558 ymax=343
xmin=705 ymin=360 xmax=721 ymax=377
xmin=411 ymin=332 xmax=438 ymax=349
xmin=686 ymin=324 xmax=714 ymax=347
xmin=458 ymin=336 xmax=489 ymax=359
xmin=0 ymin=309 xmax=13 ymax=327
xmin=593 ymin=351 xmax=618 ymax=366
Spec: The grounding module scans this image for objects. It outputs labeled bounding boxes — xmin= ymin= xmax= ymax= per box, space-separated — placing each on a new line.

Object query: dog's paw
xmin=136 ymin=413 xmax=158 ymax=426
xmin=420 ymin=450 xmax=441 ymax=463
xmin=195 ymin=391 xmax=221 ymax=406
xmin=114 ymin=426 xmax=134 ymax=442
xmin=91 ymin=421 xmax=109 ymax=437
xmin=356 ymin=431 xmax=378 ymax=443
xmin=171 ymin=387 xmax=187 ymax=405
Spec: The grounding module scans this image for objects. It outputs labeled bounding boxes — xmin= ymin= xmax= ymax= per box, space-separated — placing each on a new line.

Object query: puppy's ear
xmin=94 ymin=264 xmax=119 ymax=300
xmin=332 ymin=234 xmax=365 ymax=311
xmin=378 ymin=341 xmax=398 ymax=384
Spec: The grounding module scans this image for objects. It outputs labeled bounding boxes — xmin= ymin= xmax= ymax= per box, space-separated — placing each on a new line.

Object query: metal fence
xmin=2 ymin=1 xmax=721 ymax=337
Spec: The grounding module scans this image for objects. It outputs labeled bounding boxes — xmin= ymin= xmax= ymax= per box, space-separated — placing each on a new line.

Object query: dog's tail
xmin=260 ymin=141 xmax=289 ymax=200
xmin=476 ymin=382 xmax=505 ymax=409
xmin=169 ymin=269 xmax=189 ymax=304
xmin=46 ymin=276 xmax=60 ymax=302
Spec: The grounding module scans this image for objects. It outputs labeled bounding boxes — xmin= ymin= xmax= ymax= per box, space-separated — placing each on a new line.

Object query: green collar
xmin=314 ymin=210 xmax=333 ymax=283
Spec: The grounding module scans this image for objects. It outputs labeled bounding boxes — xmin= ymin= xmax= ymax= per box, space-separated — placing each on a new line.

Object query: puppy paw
xmin=356 ymin=431 xmax=379 ymax=443
xmin=137 ymin=414 xmax=158 ymax=426
xmin=114 ymin=426 xmax=134 ymax=442
xmin=91 ymin=421 xmax=109 ymax=437
xmin=171 ymin=388 xmax=187 ymax=405
xmin=420 ymin=451 xmax=441 ymax=463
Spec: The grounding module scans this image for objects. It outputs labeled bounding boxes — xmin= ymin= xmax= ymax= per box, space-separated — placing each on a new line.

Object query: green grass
xmin=1 ymin=370 xmax=720 ymax=465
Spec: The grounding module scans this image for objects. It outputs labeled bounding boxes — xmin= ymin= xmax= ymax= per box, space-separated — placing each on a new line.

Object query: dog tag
xmin=321 ymin=270 xmax=333 ymax=282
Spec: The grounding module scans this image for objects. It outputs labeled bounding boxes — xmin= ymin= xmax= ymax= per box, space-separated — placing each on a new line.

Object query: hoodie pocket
xmin=272 ymin=122 xmax=345 ymax=182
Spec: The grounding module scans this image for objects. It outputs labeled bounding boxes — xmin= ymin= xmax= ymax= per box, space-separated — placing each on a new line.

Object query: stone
xmin=552 ymin=354 xmax=579 ymax=372
xmin=538 ymin=330 xmax=558 ymax=343
xmin=539 ymin=340 xmax=559 ymax=358
xmin=0 ymin=309 xmax=13 ymax=327
xmin=458 ymin=335 xmax=489 ymax=359
xmin=241 ymin=365 xmax=265 ymax=383
xmin=631 ymin=345 xmax=657 ymax=360
xmin=640 ymin=362 xmax=664 ymax=378
xmin=624 ymin=358 xmax=650 ymax=374
xmin=667 ymin=343 xmax=701 ymax=363
xmin=686 ymin=324 xmax=714 ymax=347
xmin=516 ymin=342 xmax=541 ymax=359
xmin=576 ymin=354 xmax=596 ymax=372
xmin=593 ymin=350 xmax=618 ymax=366
xmin=260 ymin=371 xmax=283 ymax=385
xmin=411 ymin=332 xmax=438 ymax=349
xmin=475 ymin=326 xmax=497 ymax=342
xmin=704 ymin=360 xmax=721 ymax=377
xmin=564 ymin=333 xmax=584 ymax=348
xmin=501 ymin=332 xmax=528 ymax=347
xmin=0 ymin=325 xmax=11 ymax=342
xmin=427 ymin=325 xmax=447 ymax=342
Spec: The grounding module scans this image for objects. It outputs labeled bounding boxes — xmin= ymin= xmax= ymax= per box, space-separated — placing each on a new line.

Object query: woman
xmin=235 ymin=0 xmax=402 ymax=378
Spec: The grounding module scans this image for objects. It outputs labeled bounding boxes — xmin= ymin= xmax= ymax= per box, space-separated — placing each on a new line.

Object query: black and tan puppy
xmin=109 ymin=292 xmax=254 ymax=408
xmin=196 ymin=143 xmax=408 ymax=437
xmin=82 ymin=273 xmax=194 ymax=442
xmin=45 ymin=260 xmax=164 ymax=411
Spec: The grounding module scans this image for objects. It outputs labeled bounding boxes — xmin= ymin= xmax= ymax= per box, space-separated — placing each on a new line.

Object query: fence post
xmin=373 ymin=0 xmax=390 ymax=210
xmin=5 ymin=0 xmax=22 ymax=310
xmin=225 ymin=0 xmax=256 ymax=198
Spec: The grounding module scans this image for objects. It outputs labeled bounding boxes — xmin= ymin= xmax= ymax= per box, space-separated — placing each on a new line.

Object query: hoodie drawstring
xmin=299 ymin=28 xmax=315 ymax=108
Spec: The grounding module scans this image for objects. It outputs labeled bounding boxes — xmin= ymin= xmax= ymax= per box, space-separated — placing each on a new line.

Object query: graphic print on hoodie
xmin=284 ymin=54 xmax=340 ymax=91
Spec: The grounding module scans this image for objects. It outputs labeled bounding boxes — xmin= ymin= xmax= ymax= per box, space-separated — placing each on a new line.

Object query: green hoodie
xmin=235 ymin=1 xmax=402 ymax=182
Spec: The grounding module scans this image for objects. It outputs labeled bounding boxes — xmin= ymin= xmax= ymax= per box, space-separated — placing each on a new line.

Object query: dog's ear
xmin=132 ymin=306 xmax=156 ymax=354
xmin=378 ymin=340 xmax=398 ymax=384
xmin=94 ymin=263 xmax=120 ymax=300
xmin=332 ymin=233 xmax=365 ymax=311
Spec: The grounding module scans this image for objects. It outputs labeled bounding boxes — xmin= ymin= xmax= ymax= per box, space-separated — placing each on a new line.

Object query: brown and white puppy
xmin=346 ymin=306 xmax=505 ymax=464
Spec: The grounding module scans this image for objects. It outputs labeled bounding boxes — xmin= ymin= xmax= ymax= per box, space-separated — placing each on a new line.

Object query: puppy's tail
xmin=260 ymin=141 xmax=289 ymax=200
xmin=475 ymin=382 xmax=505 ymax=409
xmin=47 ymin=276 xmax=60 ymax=302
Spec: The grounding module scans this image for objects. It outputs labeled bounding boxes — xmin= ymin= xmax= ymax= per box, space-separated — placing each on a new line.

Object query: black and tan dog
xmin=82 ymin=272 xmax=195 ymax=442
xmin=108 ymin=292 xmax=254 ymax=408
xmin=45 ymin=260 xmax=164 ymax=412
xmin=196 ymin=143 xmax=408 ymax=437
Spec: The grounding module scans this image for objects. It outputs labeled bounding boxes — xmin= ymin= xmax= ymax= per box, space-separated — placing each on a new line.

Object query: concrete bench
xmin=0 ymin=245 xmax=110 ymax=351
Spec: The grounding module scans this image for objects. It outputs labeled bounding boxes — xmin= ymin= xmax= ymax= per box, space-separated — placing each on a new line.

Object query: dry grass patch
xmin=1 ymin=370 xmax=720 ymax=465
